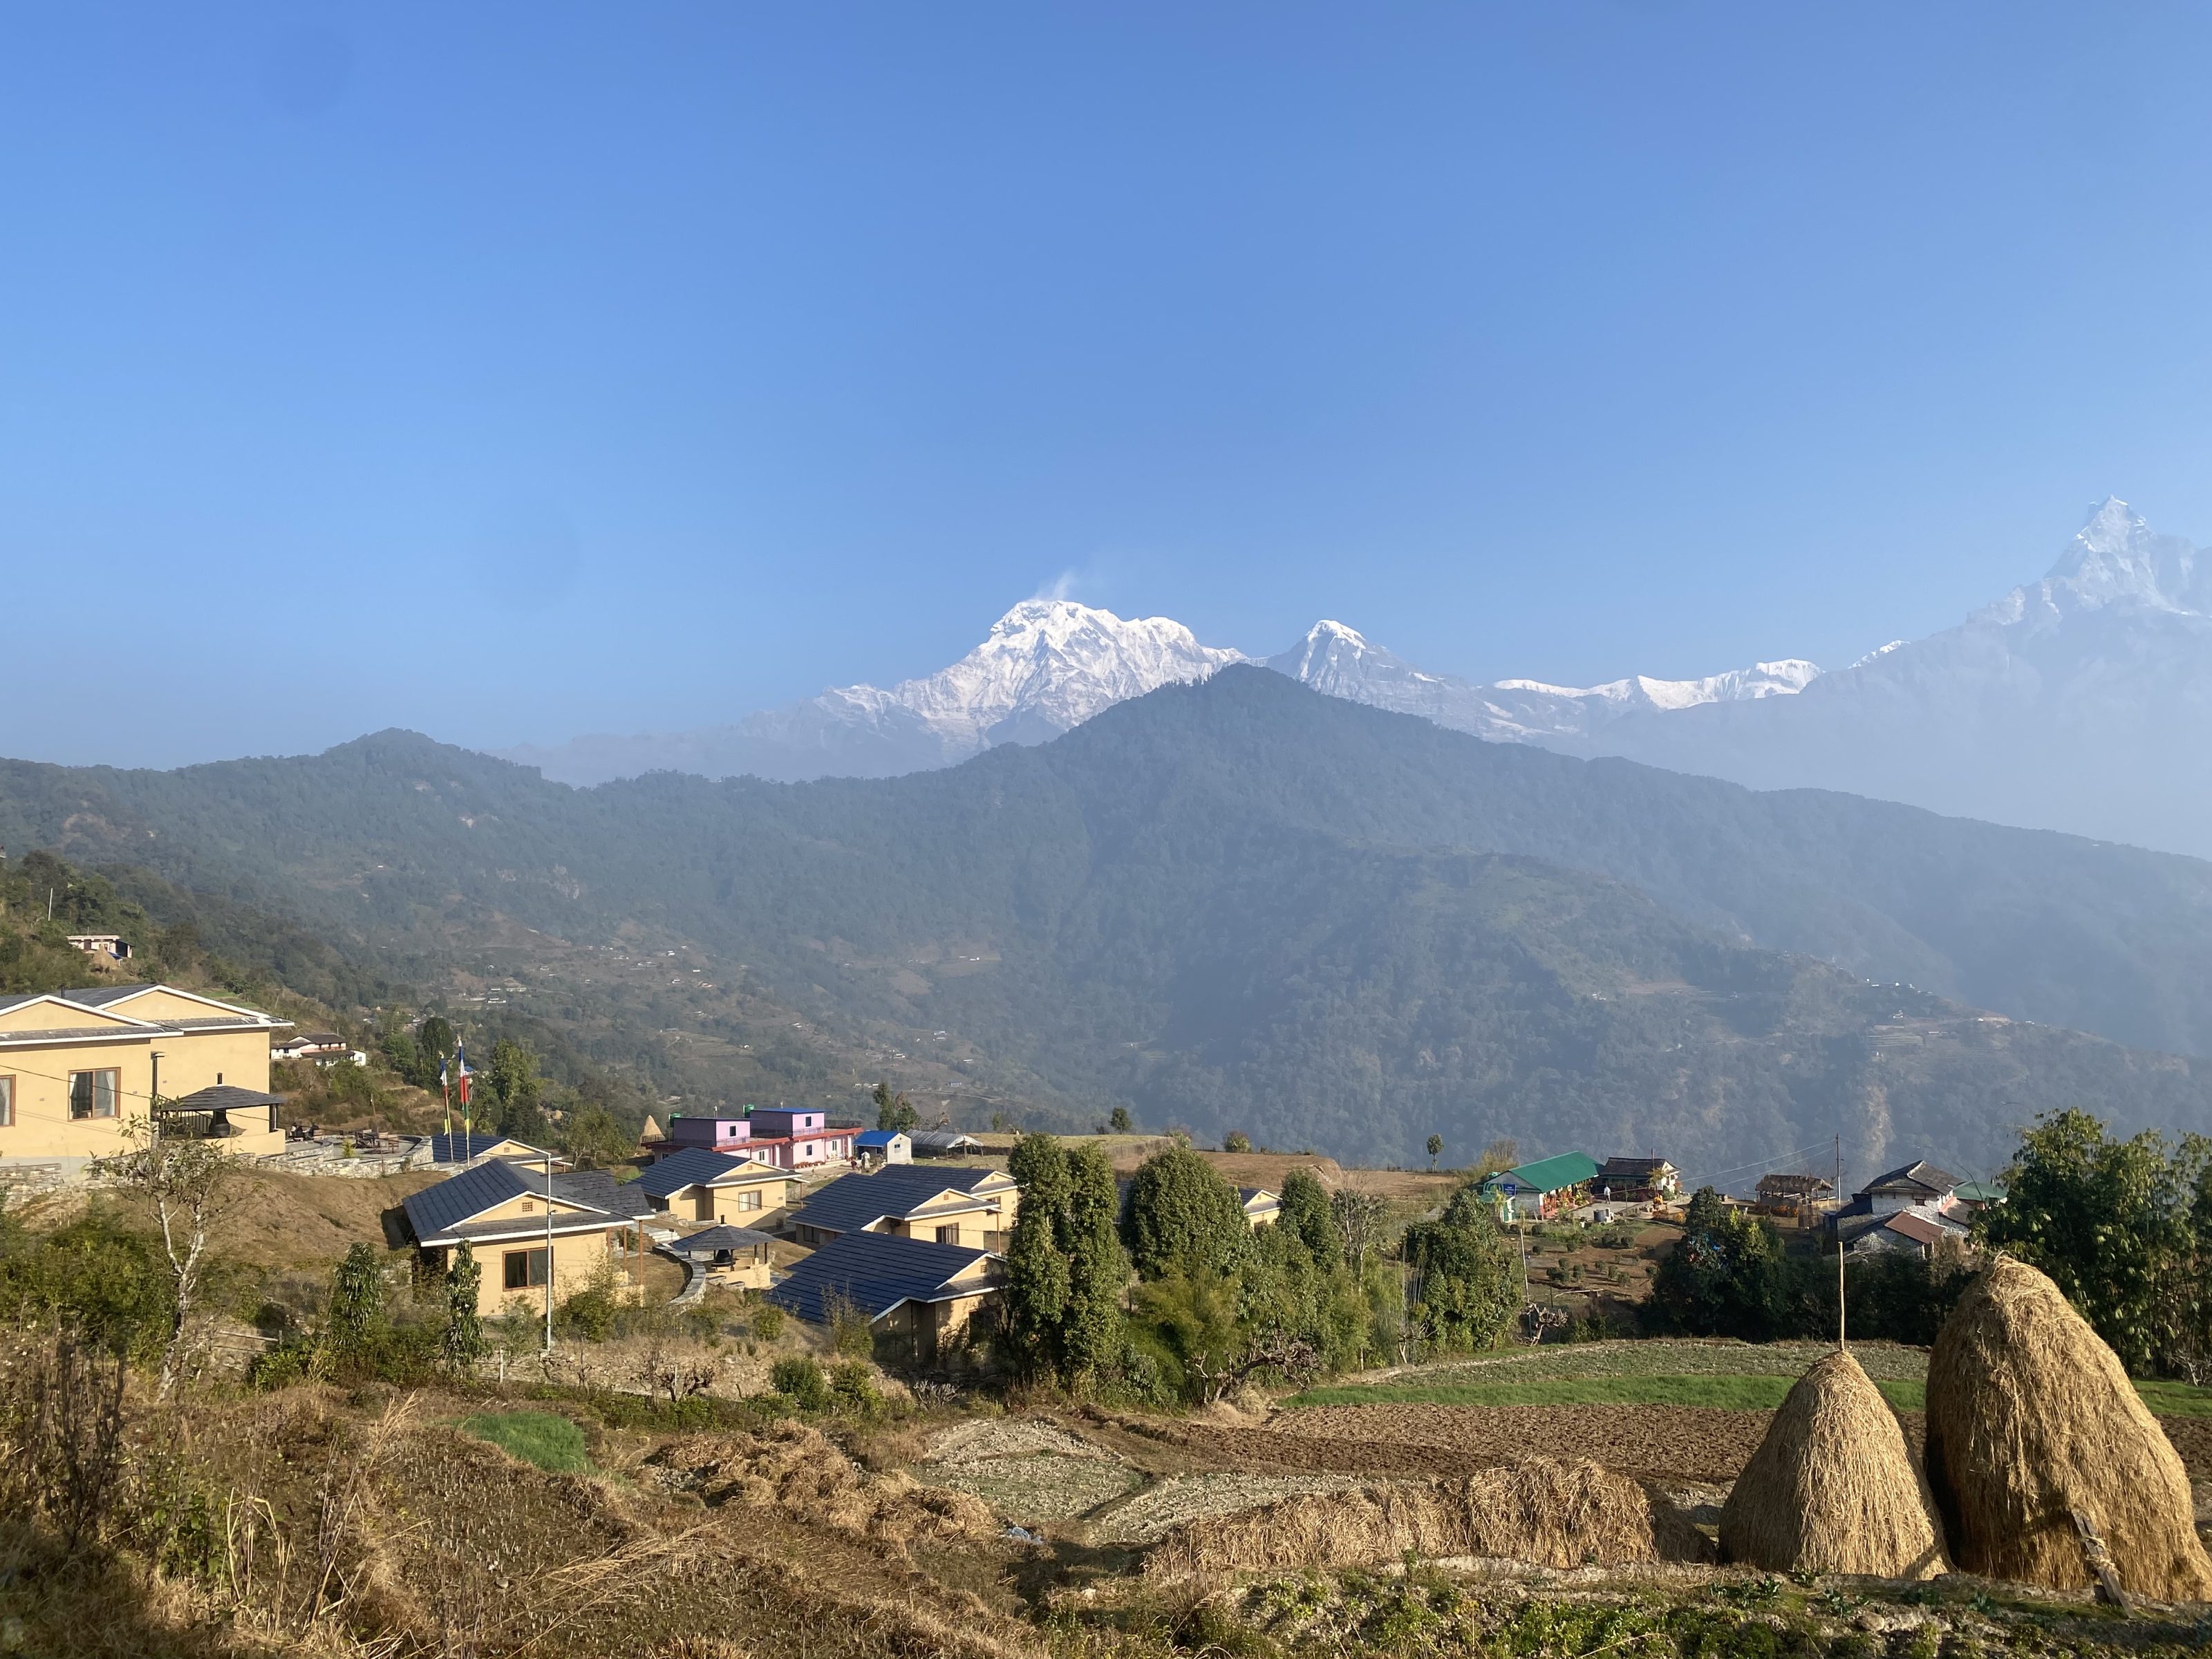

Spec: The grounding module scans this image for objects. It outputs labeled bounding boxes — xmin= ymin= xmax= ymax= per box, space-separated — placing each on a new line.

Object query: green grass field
xmin=1286 ymin=1373 xmax=1929 ymax=1412
xmin=1287 ymin=1344 xmax=2212 ymax=1417
xmin=460 ymin=1410 xmax=594 ymax=1473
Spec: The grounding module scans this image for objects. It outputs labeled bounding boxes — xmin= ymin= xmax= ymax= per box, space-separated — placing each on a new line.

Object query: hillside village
xmin=5 ymin=859 xmax=2212 ymax=1658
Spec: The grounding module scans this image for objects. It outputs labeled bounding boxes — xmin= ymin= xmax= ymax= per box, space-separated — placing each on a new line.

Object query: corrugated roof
xmin=635 ymin=1148 xmax=785 ymax=1201
xmin=907 ymin=1130 xmax=984 ymax=1152
xmin=429 ymin=1132 xmax=552 ymax=1165
xmin=1859 ymin=1161 xmax=1958 ymax=1197
xmin=765 ymin=1231 xmax=995 ymax=1324
xmin=855 ymin=1130 xmax=906 ymax=1147
xmin=403 ymin=1161 xmax=639 ymax=1244
xmin=1506 ymin=1152 xmax=1602 ymax=1192
xmin=790 ymin=1166 xmax=1006 ymax=1237
xmin=166 ymin=1085 xmax=283 ymax=1112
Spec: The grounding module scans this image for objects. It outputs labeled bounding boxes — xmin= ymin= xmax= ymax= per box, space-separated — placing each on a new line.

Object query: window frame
xmin=503 ymin=1246 xmax=550 ymax=1291
xmin=0 ymin=1074 xmax=12 ymax=1128
xmin=935 ymin=1224 xmax=960 ymax=1246
xmin=68 ymin=1067 xmax=119 ymax=1121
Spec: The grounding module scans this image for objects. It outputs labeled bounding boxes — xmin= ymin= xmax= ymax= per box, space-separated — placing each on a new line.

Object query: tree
xmin=1109 ymin=1107 xmax=1133 ymax=1134
xmin=482 ymin=1038 xmax=545 ymax=1138
xmin=1277 ymin=1168 xmax=1341 ymax=1271
xmin=443 ymin=1241 xmax=485 ymax=1374
xmin=1402 ymin=1185 xmax=1518 ymax=1351
xmin=1120 ymin=1146 xmax=1253 ymax=1281
xmin=328 ymin=1243 xmax=386 ymax=1356
xmin=872 ymin=1081 xmax=918 ymax=1134
xmin=1330 ymin=1187 xmax=1387 ymax=1269
xmin=562 ymin=1103 xmax=635 ymax=1170
xmin=1649 ymin=1187 xmax=1800 ymax=1342
xmin=1426 ymin=1134 xmax=1443 ymax=1170
xmin=1223 ymin=1130 xmax=1252 ymax=1154
xmin=1000 ymin=1134 xmax=1074 ymax=1380
xmin=1979 ymin=1109 xmax=2199 ymax=1376
xmin=93 ymin=1119 xmax=242 ymax=1400
xmin=415 ymin=1015 xmax=456 ymax=1091
xmin=1474 ymin=1139 xmax=1520 ymax=1178
xmin=1060 ymin=1143 xmax=1128 ymax=1382
xmin=1000 ymin=1134 xmax=1127 ymax=1388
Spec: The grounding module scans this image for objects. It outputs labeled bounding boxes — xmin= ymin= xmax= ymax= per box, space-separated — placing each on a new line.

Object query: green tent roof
xmin=1505 ymin=1152 xmax=1602 ymax=1193
xmin=1951 ymin=1181 xmax=2007 ymax=1203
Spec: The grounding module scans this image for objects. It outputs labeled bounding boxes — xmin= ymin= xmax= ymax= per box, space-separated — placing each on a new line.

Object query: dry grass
xmin=648 ymin=1421 xmax=1001 ymax=1549
xmin=1925 ymin=1257 xmax=2212 ymax=1602
xmin=1143 ymin=1456 xmax=1691 ymax=1579
xmin=1718 ymin=1348 xmax=1947 ymax=1580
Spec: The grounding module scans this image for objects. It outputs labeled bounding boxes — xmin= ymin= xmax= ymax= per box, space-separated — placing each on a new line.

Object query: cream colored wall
xmin=465 ymin=1226 xmax=639 ymax=1318
xmin=108 ymin=989 xmax=252 ymax=1026
xmin=893 ymin=1210 xmax=989 ymax=1248
xmin=0 ymin=1002 xmax=140 ymax=1033
xmin=709 ymin=1180 xmax=789 ymax=1225
xmin=0 ymin=1040 xmax=153 ymax=1160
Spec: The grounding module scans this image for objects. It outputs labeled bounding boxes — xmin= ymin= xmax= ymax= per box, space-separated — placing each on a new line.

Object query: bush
xmin=555 ymin=1267 xmax=622 ymax=1342
xmin=830 ymin=1358 xmax=881 ymax=1416
xmin=1222 ymin=1131 xmax=1252 ymax=1153
xmin=750 ymin=1303 xmax=785 ymax=1342
xmin=771 ymin=1354 xmax=832 ymax=1412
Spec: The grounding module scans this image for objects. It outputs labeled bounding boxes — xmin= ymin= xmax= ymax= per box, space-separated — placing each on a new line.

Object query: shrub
xmin=750 ymin=1303 xmax=785 ymax=1342
xmin=771 ymin=1354 xmax=832 ymax=1412
xmin=1222 ymin=1131 xmax=1252 ymax=1154
xmin=830 ymin=1358 xmax=881 ymax=1416
xmin=555 ymin=1266 xmax=622 ymax=1342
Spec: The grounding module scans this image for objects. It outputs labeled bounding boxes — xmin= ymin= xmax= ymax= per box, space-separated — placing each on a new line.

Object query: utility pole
xmin=543 ymin=1150 xmax=556 ymax=1354
xmin=1835 ymin=1133 xmax=1846 ymax=1349
xmin=150 ymin=1051 xmax=163 ymax=1141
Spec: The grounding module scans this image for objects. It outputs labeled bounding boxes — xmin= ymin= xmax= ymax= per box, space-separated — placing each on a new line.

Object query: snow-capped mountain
xmin=506 ymin=599 xmax=1247 ymax=786
xmin=1264 ymin=619 xmax=1819 ymax=745
xmin=1577 ymin=498 xmax=2212 ymax=856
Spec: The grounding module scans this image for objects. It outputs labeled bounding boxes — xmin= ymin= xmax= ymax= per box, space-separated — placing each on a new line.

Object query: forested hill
xmin=5 ymin=666 xmax=2212 ymax=1173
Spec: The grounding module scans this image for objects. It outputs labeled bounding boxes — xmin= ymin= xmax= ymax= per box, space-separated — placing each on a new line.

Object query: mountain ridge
xmin=10 ymin=669 xmax=2212 ymax=1172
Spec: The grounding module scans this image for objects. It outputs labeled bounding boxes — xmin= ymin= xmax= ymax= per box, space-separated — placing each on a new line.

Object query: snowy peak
xmin=892 ymin=599 xmax=1248 ymax=747
xmin=1979 ymin=497 xmax=2212 ymax=626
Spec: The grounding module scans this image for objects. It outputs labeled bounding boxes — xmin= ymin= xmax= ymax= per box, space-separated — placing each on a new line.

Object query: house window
xmin=738 ymin=1188 xmax=762 ymax=1210
xmin=503 ymin=1247 xmax=550 ymax=1291
xmin=0 ymin=1076 xmax=12 ymax=1127
xmin=68 ymin=1069 xmax=118 ymax=1120
xmin=935 ymin=1224 xmax=960 ymax=1246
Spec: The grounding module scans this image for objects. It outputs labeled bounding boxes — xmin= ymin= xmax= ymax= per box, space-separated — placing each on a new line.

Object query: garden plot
xmin=919 ymin=1417 xmax=1141 ymax=1524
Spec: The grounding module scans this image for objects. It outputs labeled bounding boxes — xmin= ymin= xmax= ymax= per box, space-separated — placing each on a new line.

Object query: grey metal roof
xmin=165 ymin=1085 xmax=283 ymax=1113
xmin=790 ymin=1166 xmax=1006 ymax=1237
xmin=429 ymin=1132 xmax=552 ymax=1164
xmin=907 ymin=1130 xmax=984 ymax=1152
xmin=765 ymin=1230 xmax=996 ymax=1325
xmin=666 ymin=1224 xmax=778 ymax=1259
xmin=1858 ymin=1161 xmax=1958 ymax=1197
xmin=57 ymin=983 xmax=155 ymax=1008
xmin=403 ymin=1160 xmax=638 ymax=1245
xmin=634 ymin=1147 xmax=785 ymax=1200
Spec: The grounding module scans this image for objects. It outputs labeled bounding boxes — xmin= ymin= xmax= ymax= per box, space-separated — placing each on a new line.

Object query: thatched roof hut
xmin=1717 ymin=1349 xmax=1947 ymax=1579
xmin=1925 ymin=1257 xmax=2212 ymax=1602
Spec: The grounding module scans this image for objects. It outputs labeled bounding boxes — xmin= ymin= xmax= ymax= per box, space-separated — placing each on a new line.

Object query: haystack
xmin=1924 ymin=1257 xmax=2212 ymax=1602
xmin=1145 ymin=1457 xmax=1680 ymax=1580
xmin=1718 ymin=1349 xmax=1946 ymax=1579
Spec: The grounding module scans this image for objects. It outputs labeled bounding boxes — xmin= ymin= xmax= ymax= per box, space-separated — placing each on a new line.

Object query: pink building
xmin=663 ymin=1107 xmax=858 ymax=1170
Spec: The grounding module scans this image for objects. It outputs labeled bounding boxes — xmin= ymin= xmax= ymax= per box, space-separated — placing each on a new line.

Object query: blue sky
xmin=7 ymin=3 xmax=2212 ymax=766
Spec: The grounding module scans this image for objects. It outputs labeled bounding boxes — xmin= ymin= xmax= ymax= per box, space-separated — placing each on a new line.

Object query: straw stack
xmin=1924 ymin=1257 xmax=2212 ymax=1602
xmin=1717 ymin=1349 xmax=1947 ymax=1579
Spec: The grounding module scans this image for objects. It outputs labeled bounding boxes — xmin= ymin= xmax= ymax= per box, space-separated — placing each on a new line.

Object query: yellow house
xmin=402 ymin=1161 xmax=657 ymax=1318
xmin=636 ymin=1147 xmax=798 ymax=1228
xmin=0 ymin=983 xmax=292 ymax=1172
xmin=765 ymin=1230 xmax=1002 ymax=1365
xmin=1239 ymin=1187 xmax=1282 ymax=1228
xmin=787 ymin=1165 xmax=1021 ymax=1250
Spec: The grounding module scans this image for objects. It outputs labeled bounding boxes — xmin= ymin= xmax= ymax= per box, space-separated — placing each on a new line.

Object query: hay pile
xmin=1145 ymin=1456 xmax=1683 ymax=1580
xmin=649 ymin=1423 xmax=998 ymax=1548
xmin=1925 ymin=1257 xmax=2212 ymax=1603
xmin=1718 ymin=1349 xmax=1947 ymax=1579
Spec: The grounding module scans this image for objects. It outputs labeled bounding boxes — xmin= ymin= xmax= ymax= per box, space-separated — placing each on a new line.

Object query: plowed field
xmin=1139 ymin=1402 xmax=1923 ymax=1485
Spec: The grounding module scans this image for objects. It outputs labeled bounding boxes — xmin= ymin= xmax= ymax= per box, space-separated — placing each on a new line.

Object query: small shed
xmin=856 ymin=1129 xmax=912 ymax=1166
xmin=908 ymin=1129 xmax=985 ymax=1157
